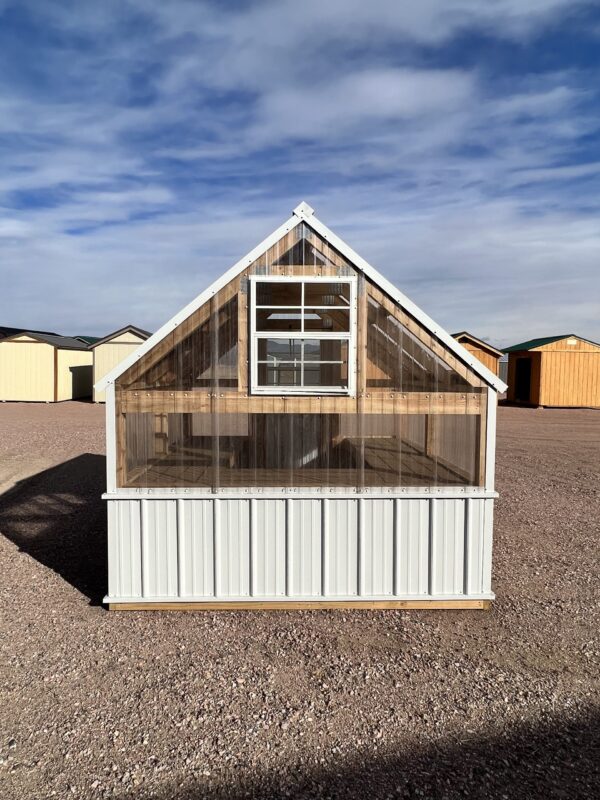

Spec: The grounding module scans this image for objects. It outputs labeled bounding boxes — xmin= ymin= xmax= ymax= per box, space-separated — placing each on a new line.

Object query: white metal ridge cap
xmin=95 ymin=210 xmax=303 ymax=391
xmin=305 ymin=211 xmax=508 ymax=394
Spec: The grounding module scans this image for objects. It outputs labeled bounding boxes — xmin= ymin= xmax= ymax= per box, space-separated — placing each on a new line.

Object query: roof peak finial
xmin=293 ymin=201 xmax=314 ymax=218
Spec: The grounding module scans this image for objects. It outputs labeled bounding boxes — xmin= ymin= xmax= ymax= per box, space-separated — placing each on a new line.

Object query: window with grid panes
xmin=249 ymin=276 xmax=356 ymax=394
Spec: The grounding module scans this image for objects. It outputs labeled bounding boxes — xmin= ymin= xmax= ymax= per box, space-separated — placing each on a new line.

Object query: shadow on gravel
xmin=118 ymin=711 xmax=599 ymax=800
xmin=0 ymin=454 xmax=107 ymax=605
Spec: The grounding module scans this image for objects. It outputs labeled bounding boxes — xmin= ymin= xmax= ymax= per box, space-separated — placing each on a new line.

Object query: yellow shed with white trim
xmin=0 ymin=332 xmax=93 ymax=402
xmin=91 ymin=326 xmax=150 ymax=402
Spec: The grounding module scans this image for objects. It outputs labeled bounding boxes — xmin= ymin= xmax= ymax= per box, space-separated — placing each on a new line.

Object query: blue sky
xmin=1 ymin=0 xmax=600 ymax=347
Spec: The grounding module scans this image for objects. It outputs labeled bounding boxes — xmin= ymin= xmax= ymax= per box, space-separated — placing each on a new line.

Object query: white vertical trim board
xmin=485 ymin=389 xmax=497 ymax=491
xmin=105 ymin=382 xmax=116 ymax=494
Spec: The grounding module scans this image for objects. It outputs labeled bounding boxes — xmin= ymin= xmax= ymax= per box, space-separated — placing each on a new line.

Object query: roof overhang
xmin=89 ymin=325 xmax=152 ymax=349
xmin=96 ymin=202 xmax=507 ymax=394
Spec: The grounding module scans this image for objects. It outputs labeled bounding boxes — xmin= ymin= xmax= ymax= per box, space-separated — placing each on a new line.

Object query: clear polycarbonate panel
xmin=120 ymin=410 xmax=482 ymax=489
xmin=366 ymin=294 xmax=475 ymax=392
xmin=118 ymin=290 xmax=238 ymax=391
xmin=115 ymin=223 xmax=487 ymax=492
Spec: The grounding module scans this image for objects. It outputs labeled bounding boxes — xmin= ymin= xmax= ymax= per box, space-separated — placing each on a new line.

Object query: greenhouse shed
xmin=97 ymin=203 xmax=507 ymax=611
xmin=91 ymin=325 xmax=151 ymax=402
xmin=0 ymin=332 xmax=93 ymax=402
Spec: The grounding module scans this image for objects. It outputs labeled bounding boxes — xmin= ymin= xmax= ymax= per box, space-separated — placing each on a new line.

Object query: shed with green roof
xmin=504 ymin=334 xmax=600 ymax=407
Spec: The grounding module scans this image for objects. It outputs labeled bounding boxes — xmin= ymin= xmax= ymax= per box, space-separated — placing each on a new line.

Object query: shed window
xmin=250 ymin=277 xmax=356 ymax=395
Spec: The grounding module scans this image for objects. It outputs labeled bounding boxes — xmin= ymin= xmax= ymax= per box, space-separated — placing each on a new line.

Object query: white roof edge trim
xmin=95 ymin=211 xmax=303 ymax=391
xmin=305 ymin=214 xmax=507 ymax=394
xmin=97 ymin=201 xmax=507 ymax=393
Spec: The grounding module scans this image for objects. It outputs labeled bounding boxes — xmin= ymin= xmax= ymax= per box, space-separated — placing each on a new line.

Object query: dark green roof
xmin=73 ymin=335 xmax=101 ymax=344
xmin=503 ymin=334 xmax=597 ymax=353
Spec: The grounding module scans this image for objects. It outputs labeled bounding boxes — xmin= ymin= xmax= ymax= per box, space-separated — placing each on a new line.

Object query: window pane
xmin=258 ymin=338 xmax=302 ymax=361
xmin=257 ymin=363 xmax=302 ymax=387
xmin=303 ymin=339 xmax=347 ymax=361
xmin=303 ymin=362 xmax=348 ymax=387
xmin=304 ymin=308 xmax=350 ymax=332
xmin=256 ymin=308 xmax=302 ymax=331
xmin=256 ymin=282 xmax=301 ymax=306
xmin=304 ymin=282 xmax=350 ymax=306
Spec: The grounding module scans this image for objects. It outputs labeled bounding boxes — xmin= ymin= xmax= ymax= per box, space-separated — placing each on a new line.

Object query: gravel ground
xmin=0 ymin=402 xmax=599 ymax=799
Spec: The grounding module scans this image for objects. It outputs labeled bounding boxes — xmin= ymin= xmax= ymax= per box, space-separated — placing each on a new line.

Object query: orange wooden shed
xmin=452 ymin=332 xmax=503 ymax=376
xmin=505 ymin=335 xmax=600 ymax=407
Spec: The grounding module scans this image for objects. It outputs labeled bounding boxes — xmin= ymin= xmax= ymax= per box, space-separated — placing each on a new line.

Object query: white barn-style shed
xmin=97 ymin=203 xmax=507 ymax=611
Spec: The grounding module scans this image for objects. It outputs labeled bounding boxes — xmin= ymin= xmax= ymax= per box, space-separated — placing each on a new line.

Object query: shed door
xmin=515 ymin=357 xmax=532 ymax=403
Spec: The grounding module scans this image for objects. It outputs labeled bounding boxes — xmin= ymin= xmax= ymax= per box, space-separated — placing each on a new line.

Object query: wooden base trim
xmin=109 ymin=599 xmax=491 ymax=611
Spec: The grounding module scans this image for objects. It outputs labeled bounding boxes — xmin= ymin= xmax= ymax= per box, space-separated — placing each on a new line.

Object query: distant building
xmin=0 ymin=332 xmax=93 ymax=402
xmin=0 ymin=325 xmax=59 ymax=340
xmin=504 ymin=335 xmax=600 ymax=407
xmin=452 ymin=332 xmax=503 ymax=377
xmin=90 ymin=325 xmax=151 ymax=402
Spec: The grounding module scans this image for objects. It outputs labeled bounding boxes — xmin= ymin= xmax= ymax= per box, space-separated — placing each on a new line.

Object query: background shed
xmin=0 ymin=333 xmax=93 ymax=402
xmin=91 ymin=325 xmax=150 ymax=402
xmin=505 ymin=335 xmax=600 ymax=407
xmin=453 ymin=332 xmax=503 ymax=376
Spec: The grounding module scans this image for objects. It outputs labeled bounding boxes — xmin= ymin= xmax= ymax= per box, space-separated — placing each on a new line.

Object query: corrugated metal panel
xmin=430 ymin=499 xmax=465 ymax=595
xmin=325 ymin=499 xmax=358 ymax=596
xmin=288 ymin=499 xmax=322 ymax=596
xmin=482 ymin=499 xmax=494 ymax=595
xmin=179 ymin=499 xmax=214 ymax=597
xmin=252 ymin=498 xmax=286 ymax=596
xmin=396 ymin=499 xmax=429 ymax=595
xmin=360 ymin=499 xmax=394 ymax=596
xmin=216 ymin=499 xmax=250 ymax=597
xmin=105 ymin=497 xmax=494 ymax=602
xmin=107 ymin=500 xmax=142 ymax=598
xmin=142 ymin=499 xmax=178 ymax=597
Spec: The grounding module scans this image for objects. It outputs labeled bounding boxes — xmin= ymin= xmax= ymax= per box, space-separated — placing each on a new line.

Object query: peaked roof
xmin=1 ymin=332 xmax=91 ymax=350
xmin=97 ymin=202 xmax=507 ymax=393
xmin=74 ymin=335 xmax=101 ymax=345
xmin=0 ymin=325 xmax=59 ymax=339
xmin=452 ymin=331 xmax=503 ymax=357
xmin=89 ymin=325 xmax=152 ymax=349
xmin=504 ymin=334 xmax=600 ymax=352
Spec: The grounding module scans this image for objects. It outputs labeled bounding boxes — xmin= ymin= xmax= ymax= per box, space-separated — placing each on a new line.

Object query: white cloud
xmin=0 ymin=0 xmax=598 ymax=347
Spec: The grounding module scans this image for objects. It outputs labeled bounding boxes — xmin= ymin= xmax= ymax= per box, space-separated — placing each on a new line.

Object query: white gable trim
xmin=96 ymin=202 xmax=507 ymax=393
xmin=95 ymin=211 xmax=302 ymax=391
xmin=299 ymin=207 xmax=507 ymax=393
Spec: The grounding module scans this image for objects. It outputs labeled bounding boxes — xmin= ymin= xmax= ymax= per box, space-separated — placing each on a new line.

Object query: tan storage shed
xmin=452 ymin=332 xmax=503 ymax=376
xmin=91 ymin=326 xmax=150 ymax=402
xmin=0 ymin=333 xmax=93 ymax=402
xmin=505 ymin=335 xmax=600 ymax=407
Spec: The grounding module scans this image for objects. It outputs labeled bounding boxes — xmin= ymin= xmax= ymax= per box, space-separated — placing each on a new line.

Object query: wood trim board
xmin=109 ymin=600 xmax=491 ymax=611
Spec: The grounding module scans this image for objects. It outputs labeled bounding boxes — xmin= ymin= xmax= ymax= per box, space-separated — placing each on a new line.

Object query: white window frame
xmin=249 ymin=275 xmax=357 ymax=396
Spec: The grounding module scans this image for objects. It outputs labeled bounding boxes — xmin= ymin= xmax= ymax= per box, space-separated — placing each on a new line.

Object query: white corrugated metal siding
xmin=105 ymin=496 xmax=495 ymax=603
